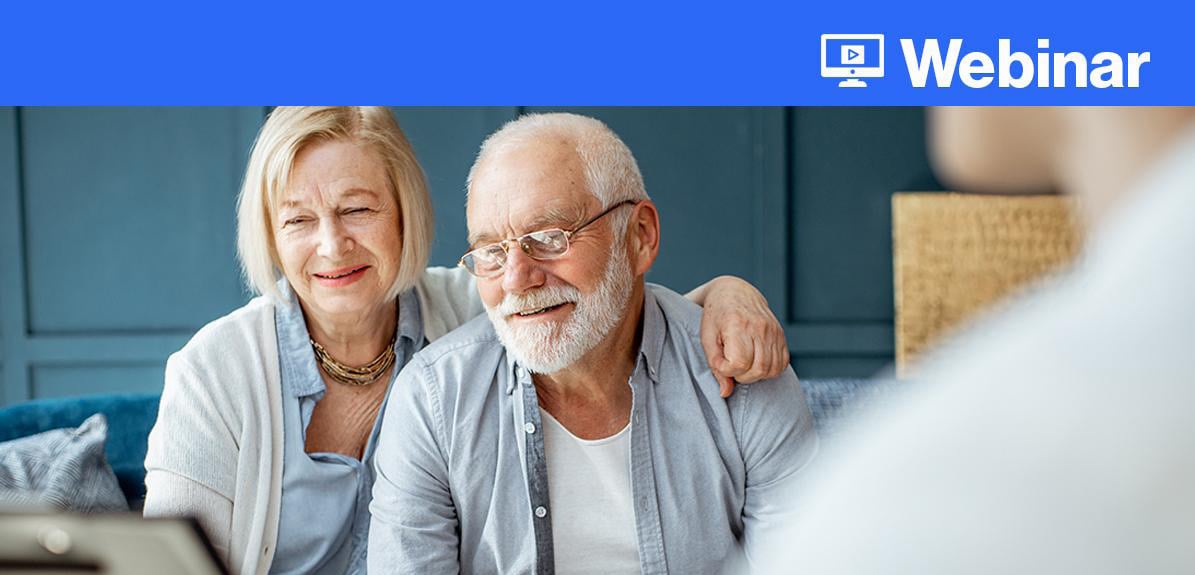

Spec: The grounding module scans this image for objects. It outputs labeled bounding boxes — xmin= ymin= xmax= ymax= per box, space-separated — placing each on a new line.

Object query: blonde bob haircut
xmin=236 ymin=106 xmax=433 ymax=301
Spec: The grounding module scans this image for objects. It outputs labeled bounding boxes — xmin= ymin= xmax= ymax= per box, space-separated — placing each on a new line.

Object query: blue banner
xmin=1 ymin=0 xmax=1188 ymax=104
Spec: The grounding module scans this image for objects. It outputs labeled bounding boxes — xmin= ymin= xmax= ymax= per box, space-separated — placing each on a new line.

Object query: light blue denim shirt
xmin=270 ymin=281 xmax=423 ymax=575
xmin=369 ymin=285 xmax=818 ymax=574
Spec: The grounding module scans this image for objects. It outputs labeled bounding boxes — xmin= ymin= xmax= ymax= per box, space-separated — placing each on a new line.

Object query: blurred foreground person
xmin=762 ymin=107 xmax=1195 ymax=574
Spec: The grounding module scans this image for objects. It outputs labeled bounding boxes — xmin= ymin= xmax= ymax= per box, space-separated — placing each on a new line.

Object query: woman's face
xmin=273 ymin=139 xmax=403 ymax=322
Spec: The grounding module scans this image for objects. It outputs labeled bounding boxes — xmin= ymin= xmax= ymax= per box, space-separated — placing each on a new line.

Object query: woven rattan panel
xmin=892 ymin=193 xmax=1081 ymax=375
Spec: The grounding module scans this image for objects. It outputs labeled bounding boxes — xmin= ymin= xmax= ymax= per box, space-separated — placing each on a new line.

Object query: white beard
xmin=486 ymin=244 xmax=634 ymax=374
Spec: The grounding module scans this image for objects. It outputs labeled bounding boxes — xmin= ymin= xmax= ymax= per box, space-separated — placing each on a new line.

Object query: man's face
xmin=929 ymin=107 xmax=1059 ymax=194
xmin=466 ymin=140 xmax=635 ymax=373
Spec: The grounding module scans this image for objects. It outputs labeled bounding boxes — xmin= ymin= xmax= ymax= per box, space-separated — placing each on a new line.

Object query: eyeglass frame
xmin=458 ymin=199 xmax=640 ymax=278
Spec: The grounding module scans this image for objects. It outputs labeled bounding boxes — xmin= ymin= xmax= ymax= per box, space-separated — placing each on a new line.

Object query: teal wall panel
xmin=31 ymin=364 xmax=164 ymax=399
xmin=790 ymin=107 xmax=943 ymax=323
xmin=795 ymin=356 xmax=893 ymax=379
xmin=22 ymin=108 xmax=264 ymax=334
xmin=1 ymin=107 xmax=30 ymax=404
xmin=0 ymin=110 xmax=14 ymax=345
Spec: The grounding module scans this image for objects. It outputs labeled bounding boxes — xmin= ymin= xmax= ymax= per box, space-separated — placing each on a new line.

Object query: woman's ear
xmin=627 ymin=201 xmax=660 ymax=276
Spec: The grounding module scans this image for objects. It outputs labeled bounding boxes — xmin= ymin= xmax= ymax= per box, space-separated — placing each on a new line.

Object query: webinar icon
xmin=821 ymin=34 xmax=885 ymax=88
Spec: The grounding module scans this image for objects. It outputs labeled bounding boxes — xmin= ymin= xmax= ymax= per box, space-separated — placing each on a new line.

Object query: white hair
xmin=466 ymin=113 xmax=650 ymax=222
xmin=469 ymin=114 xmax=648 ymax=373
xmin=235 ymin=106 xmax=433 ymax=301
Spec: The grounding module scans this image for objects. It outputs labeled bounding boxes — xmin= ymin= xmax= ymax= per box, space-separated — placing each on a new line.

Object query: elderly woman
xmin=143 ymin=107 xmax=790 ymax=575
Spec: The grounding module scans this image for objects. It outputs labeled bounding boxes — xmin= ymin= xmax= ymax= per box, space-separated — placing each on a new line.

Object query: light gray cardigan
xmin=143 ymin=268 xmax=482 ymax=575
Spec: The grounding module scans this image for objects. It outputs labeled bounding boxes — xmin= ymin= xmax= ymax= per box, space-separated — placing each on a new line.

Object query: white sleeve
xmin=415 ymin=266 xmax=485 ymax=342
xmin=143 ymin=352 xmax=239 ymax=570
xmin=143 ymin=469 xmax=233 ymax=568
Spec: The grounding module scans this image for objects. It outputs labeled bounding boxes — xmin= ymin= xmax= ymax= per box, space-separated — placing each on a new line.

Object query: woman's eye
xmin=283 ymin=217 xmax=311 ymax=227
xmin=343 ymin=207 xmax=370 ymax=215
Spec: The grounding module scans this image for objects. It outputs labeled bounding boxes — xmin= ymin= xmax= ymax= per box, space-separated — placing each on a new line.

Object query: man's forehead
xmin=466 ymin=143 xmax=593 ymax=242
xmin=467 ymin=196 xmax=591 ymax=245
xmin=473 ymin=142 xmax=582 ymax=191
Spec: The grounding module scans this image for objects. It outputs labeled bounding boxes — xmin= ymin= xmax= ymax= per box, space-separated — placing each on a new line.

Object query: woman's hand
xmin=686 ymin=276 xmax=790 ymax=397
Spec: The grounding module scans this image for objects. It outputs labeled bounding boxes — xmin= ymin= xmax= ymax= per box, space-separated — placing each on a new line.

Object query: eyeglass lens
xmin=467 ymin=229 xmax=570 ymax=275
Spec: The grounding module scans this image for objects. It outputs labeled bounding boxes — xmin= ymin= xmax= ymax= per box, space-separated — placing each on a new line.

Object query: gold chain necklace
xmin=310 ymin=334 xmax=397 ymax=386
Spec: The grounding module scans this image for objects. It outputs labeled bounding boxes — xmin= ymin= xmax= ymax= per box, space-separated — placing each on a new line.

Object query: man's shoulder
xmin=647 ymin=285 xmax=810 ymax=426
xmin=403 ymin=313 xmax=510 ymax=401
xmin=649 ymin=282 xmax=801 ymax=387
xmin=413 ymin=312 xmax=505 ymax=367
xmin=647 ymin=283 xmax=703 ymax=341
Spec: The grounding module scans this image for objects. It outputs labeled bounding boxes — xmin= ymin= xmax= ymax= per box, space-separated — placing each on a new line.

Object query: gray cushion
xmin=0 ymin=413 xmax=128 ymax=512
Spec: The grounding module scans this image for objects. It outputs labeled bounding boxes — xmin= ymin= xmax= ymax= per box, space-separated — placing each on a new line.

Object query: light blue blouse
xmin=269 ymin=281 xmax=424 ymax=575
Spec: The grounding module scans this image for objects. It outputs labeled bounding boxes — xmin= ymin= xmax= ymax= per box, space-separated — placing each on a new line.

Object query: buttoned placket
xmin=509 ymin=293 xmax=672 ymax=575
xmin=512 ymin=354 xmax=670 ymax=575
xmin=627 ymin=355 xmax=668 ymax=575
xmin=516 ymin=366 xmax=555 ymax=575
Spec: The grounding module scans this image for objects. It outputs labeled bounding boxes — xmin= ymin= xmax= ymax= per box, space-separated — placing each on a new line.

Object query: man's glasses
xmin=459 ymin=200 xmax=639 ymax=278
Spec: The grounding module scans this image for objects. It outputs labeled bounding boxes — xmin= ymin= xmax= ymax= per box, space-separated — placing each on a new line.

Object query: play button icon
xmin=821 ymin=34 xmax=885 ymax=88
xmin=842 ymin=45 xmax=865 ymax=64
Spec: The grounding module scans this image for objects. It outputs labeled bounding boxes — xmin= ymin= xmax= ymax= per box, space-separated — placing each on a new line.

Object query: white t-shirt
xmin=540 ymin=409 xmax=641 ymax=574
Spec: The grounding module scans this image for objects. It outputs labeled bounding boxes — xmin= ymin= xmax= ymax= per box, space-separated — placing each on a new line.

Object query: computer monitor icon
xmin=821 ymin=34 xmax=884 ymax=88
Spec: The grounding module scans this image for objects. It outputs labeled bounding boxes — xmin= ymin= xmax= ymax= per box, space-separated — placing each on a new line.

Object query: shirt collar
xmin=638 ymin=287 xmax=666 ymax=384
xmin=275 ymin=277 xmax=423 ymax=399
xmin=395 ymin=288 xmax=425 ymax=349
xmin=504 ymin=285 xmax=666 ymax=395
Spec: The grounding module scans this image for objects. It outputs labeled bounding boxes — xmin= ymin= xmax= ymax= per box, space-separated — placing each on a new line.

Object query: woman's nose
xmin=316 ymin=218 xmax=353 ymax=260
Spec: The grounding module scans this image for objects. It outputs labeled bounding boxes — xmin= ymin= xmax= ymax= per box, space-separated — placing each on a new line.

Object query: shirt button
xmin=524 ymin=422 xmax=536 ymax=434
xmin=534 ymin=506 xmax=548 ymax=518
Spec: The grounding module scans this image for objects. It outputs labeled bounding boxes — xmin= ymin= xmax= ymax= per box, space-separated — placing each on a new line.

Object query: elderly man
xmin=368 ymin=113 xmax=817 ymax=574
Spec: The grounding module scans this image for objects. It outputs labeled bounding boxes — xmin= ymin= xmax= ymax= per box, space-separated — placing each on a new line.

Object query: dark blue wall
xmin=0 ymin=107 xmax=941 ymax=405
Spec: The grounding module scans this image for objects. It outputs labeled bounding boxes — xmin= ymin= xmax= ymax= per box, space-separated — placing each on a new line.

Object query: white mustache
xmin=497 ymin=285 xmax=581 ymax=316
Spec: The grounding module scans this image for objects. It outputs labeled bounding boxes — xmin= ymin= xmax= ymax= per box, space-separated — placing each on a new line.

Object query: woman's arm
xmin=685 ymin=276 xmax=790 ymax=397
xmin=143 ymin=470 xmax=233 ymax=564
xmin=416 ymin=267 xmax=483 ymax=342
xmin=143 ymin=352 xmax=240 ymax=570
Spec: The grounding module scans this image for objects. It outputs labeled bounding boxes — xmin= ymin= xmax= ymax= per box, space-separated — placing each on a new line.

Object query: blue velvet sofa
xmin=0 ymin=393 xmax=160 ymax=506
xmin=0 ymin=379 xmax=899 ymax=509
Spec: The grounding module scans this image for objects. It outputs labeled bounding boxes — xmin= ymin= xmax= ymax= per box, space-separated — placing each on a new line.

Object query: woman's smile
xmin=312 ymin=265 xmax=371 ymax=287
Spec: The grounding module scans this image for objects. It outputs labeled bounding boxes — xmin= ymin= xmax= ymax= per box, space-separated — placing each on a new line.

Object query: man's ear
xmin=627 ymin=200 xmax=660 ymax=276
